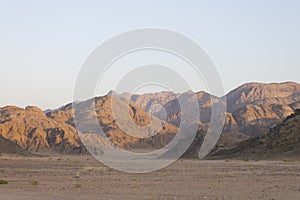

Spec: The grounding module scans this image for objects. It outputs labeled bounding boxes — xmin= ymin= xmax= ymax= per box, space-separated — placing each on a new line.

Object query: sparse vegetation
xmin=74 ymin=183 xmax=82 ymax=188
xmin=161 ymin=168 xmax=167 ymax=173
xmin=107 ymin=168 xmax=113 ymax=172
xmin=0 ymin=180 xmax=8 ymax=184
xmin=31 ymin=181 xmax=38 ymax=186
xmin=283 ymin=159 xmax=296 ymax=163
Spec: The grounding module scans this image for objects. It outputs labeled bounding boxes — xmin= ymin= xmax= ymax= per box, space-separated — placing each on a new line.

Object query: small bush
xmin=283 ymin=159 xmax=295 ymax=163
xmin=74 ymin=183 xmax=82 ymax=188
xmin=0 ymin=180 xmax=8 ymax=184
xmin=31 ymin=181 xmax=38 ymax=186
xmin=108 ymin=168 xmax=113 ymax=172
xmin=161 ymin=168 xmax=167 ymax=173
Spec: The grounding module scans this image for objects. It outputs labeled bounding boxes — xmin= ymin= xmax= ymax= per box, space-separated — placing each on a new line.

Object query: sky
xmin=1 ymin=0 xmax=300 ymax=109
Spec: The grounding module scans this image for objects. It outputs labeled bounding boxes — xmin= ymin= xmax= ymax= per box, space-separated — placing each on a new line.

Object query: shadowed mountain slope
xmin=0 ymin=134 xmax=34 ymax=156
xmin=211 ymin=109 xmax=300 ymax=159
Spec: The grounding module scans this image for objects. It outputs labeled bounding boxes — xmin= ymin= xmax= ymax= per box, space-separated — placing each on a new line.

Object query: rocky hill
xmin=211 ymin=109 xmax=300 ymax=159
xmin=224 ymin=82 xmax=300 ymax=136
xmin=0 ymin=95 xmax=178 ymax=154
xmin=130 ymin=90 xmax=219 ymax=128
xmin=0 ymin=106 xmax=84 ymax=154
xmin=48 ymin=95 xmax=179 ymax=150
xmin=226 ymin=82 xmax=300 ymax=112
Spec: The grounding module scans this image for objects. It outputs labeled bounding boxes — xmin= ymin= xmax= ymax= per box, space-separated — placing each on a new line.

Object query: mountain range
xmin=0 ymin=81 xmax=299 ymax=158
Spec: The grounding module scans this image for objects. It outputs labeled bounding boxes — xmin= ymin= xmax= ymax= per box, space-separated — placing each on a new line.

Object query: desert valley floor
xmin=0 ymin=156 xmax=299 ymax=200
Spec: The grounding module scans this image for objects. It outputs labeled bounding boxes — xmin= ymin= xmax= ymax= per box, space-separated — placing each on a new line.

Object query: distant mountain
xmin=130 ymin=90 xmax=219 ymax=128
xmin=211 ymin=109 xmax=300 ymax=159
xmin=130 ymin=82 xmax=300 ymax=137
xmin=226 ymin=82 xmax=300 ymax=112
xmin=47 ymin=95 xmax=178 ymax=150
xmin=224 ymin=82 xmax=300 ymax=136
xmin=0 ymin=82 xmax=299 ymax=156
xmin=0 ymin=106 xmax=84 ymax=154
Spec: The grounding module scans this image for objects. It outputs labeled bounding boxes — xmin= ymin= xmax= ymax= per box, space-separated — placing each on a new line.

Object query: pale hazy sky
xmin=1 ymin=0 xmax=300 ymax=109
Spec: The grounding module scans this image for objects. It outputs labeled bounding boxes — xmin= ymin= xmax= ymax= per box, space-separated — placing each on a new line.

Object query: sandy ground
xmin=0 ymin=156 xmax=300 ymax=200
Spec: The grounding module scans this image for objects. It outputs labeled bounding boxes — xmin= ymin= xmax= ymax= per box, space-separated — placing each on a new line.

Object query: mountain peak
xmin=25 ymin=106 xmax=46 ymax=118
xmin=226 ymin=82 xmax=300 ymax=112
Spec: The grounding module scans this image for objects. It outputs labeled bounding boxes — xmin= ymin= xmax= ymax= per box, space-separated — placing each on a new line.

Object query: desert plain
xmin=0 ymin=155 xmax=299 ymax=200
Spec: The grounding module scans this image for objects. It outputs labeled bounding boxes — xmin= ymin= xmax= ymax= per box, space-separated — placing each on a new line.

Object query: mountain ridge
xmin=1 ymin=81 xmax=299 ymax=156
